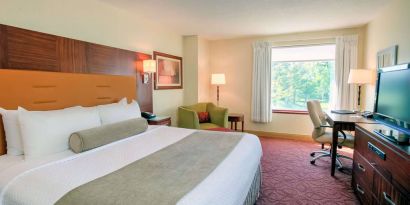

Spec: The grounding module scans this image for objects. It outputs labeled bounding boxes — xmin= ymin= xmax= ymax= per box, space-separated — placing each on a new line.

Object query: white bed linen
xmin=0 ymin=126 xmax=262 ymax=205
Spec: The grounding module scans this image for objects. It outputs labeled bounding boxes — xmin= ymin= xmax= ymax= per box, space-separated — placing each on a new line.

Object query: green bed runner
xmin=56 ymin=131 xmax=243 ymax=205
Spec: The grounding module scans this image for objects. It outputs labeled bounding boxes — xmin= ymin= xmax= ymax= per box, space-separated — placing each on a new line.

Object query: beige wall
xmin=182 ymin=36 xmax=211 ymax=105
xmin=210 ymin=28 xmax=366 ymax=135
xmin=198 ymin=37 xmax=211 ymax=102
xmin=183 ymin=36 xmax=199 ymax=105
xmin=363 ymin=0 xmax=410 ymax=111
xmin=0 ymin=0 xmax=184 ymax=125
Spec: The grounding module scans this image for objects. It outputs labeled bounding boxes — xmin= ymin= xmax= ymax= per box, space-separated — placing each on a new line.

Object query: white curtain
xmin=251 ymin=42 xmax=272 ymax=123
xmin=331 ymin=35 xmax=358 ymax=110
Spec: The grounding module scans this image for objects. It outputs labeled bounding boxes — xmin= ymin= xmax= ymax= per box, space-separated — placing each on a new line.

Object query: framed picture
xmin=377 ymin=45 xmax=398 ymax=69
xmin=153 ymin=51 xmax=183 ymax=90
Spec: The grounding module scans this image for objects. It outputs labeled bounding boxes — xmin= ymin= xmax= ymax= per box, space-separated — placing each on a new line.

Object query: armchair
xmin=178 ymin=102 xmax=228 ymax=130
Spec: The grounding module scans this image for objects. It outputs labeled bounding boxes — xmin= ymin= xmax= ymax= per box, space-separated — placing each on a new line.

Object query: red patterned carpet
xmin=256 ymin=137 xmax=359 ymax=205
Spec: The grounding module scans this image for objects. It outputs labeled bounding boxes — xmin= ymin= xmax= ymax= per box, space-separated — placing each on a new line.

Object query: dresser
xmin=353 ymin=123 xmax=410 ymax=205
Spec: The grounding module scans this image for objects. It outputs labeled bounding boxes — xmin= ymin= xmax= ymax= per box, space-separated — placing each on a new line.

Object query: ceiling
xmin=100 ymin=0 xmax=391 ymax=40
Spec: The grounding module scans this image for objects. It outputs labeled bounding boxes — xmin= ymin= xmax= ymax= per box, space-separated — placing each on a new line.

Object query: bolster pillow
xmin=69 ymin=118 xmax=148 ymax=153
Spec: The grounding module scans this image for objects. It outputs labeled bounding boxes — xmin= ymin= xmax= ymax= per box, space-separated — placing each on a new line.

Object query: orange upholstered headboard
xmin=0 ymin=69 xmax=137 ymax=155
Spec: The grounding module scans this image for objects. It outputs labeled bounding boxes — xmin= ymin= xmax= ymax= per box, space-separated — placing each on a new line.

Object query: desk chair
xmin=307 ymin=100 xmax=354 ymax=170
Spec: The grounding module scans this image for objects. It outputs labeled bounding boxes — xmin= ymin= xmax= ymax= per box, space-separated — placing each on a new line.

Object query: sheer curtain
xmin=331 ymin=35 xmax=358 ymax=110
xmin=251 ymin=42 xmax=272 ymax=123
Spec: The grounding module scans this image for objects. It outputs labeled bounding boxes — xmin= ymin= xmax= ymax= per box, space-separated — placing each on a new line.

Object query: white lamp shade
xmin=211 ymin=73 xmax=226 ymax=85
xmin=143 ymin=60 xmax=156 ymax=73
xmin=348 ymin=69 xmax=375 ymax=84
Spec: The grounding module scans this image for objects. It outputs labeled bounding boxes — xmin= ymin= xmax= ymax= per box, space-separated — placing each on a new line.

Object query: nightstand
xmin=228 ymin=113 xmax=244 ymax=132
xmin=147 ymin=116 xmax=171 ymax=126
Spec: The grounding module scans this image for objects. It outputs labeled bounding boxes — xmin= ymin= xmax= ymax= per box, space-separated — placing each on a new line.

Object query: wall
xmin=363 ymin=0 xmax=410 ymax=111
xmin=183 ymin=36 xmax=199 ymax=105
xmin=182 ymin=36 xmax=211 ymax=105
xmin=209 ymin=27 xmax=366 ymax=135
xmin=0 ymin=0 xmax=183 ymax=125
xmin=198 ymin=37 xmax=211 ymax=102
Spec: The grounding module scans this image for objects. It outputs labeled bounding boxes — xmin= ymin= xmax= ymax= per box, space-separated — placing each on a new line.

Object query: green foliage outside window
xmin=271 ymin=61 xmax=334 ymax=111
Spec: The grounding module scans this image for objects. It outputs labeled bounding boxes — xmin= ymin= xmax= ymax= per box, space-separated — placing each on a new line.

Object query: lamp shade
xmin=211 ymin=73 xmax=226 ymax=85
xmin=348 ymin=69 xmax=375 ymax=85
xmin=143 ymin=60 xmax=156 ymax=73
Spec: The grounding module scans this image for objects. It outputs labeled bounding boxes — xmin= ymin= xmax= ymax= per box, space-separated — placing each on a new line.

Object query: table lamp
xmin=348 ymin=69 xmax=375 ymax=110
xmin=211 ymin=73 xmax=226 ymax=106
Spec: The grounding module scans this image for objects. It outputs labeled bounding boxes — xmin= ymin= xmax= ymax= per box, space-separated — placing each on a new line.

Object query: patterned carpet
xmin=256 ymin=137 xmax=359 ymax=205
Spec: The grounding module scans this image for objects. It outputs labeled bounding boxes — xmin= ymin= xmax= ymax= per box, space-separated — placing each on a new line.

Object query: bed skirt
xmin=243 ymin=164 xmax=261 ymax=205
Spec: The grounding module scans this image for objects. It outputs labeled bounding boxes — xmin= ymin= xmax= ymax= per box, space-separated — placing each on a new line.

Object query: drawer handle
xmin=383 ymin=192 xmax=396 ymax=205
xmin=367 ymin=142 xmax=386 ymax=160
xmin=357 ymin=163 xmax=366 ymax=172
xmin=356 ymin=184 xmax=365 ymax=195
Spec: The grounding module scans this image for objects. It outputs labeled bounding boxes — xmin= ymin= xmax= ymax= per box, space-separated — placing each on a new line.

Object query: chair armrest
xmin=208 ymin=104 xmax=229 ymax=128
xmin=178 ymin=107 xmax=200 ymax=129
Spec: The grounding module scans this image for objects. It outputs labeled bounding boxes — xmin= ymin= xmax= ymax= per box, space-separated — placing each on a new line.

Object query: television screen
xmin=375 ymin=68 xmax=410 ymax=129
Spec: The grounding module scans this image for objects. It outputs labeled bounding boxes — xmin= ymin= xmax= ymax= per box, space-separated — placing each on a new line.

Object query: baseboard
xmin=244 ymin=130 xmax=312 ymax=142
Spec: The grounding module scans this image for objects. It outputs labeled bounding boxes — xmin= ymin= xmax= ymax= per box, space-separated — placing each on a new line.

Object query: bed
xmin=0 ymin=69 xmax=262 ymax=205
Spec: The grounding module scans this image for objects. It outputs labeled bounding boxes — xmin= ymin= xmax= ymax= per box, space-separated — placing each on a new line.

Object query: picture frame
xmin=153 ymin=51 xmax=183 ymax=90
xmin=377 ymin=45 xmax=398 ymax=69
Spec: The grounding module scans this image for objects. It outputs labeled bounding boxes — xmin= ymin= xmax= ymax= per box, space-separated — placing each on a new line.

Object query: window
xmin=271 ymin=44 xmax=335 ymax=113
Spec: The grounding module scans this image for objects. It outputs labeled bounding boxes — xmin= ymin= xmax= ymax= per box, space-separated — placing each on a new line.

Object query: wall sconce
xmin=142 ymin=59 xmax=156 ymax=84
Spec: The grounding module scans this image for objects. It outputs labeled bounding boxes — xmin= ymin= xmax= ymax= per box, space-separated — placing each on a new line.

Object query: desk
xmin=325 ymin=112 xmax=377 ymax=176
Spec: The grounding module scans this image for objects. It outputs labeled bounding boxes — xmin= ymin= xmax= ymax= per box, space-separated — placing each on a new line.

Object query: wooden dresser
xmin=353 ymin=123 xmax=410 ymax=205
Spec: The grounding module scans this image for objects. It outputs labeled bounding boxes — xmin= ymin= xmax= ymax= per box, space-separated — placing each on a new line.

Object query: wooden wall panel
xmin=0 ymin=24 xmax=153 ymax=112
xmin=136 ymin=53 xmax=153 ymax=112
xmin=58 ymin=38 xmax=87 ymax=73
xmin=6 ymin=26 xmax=59 ymax=71
xmin=86 ymin=44 xmax=119 ymax=75
xmin=0 ymin=25 xmax=6 ymax=68
xmin=117 ymin=49 xmax=138 ymax=75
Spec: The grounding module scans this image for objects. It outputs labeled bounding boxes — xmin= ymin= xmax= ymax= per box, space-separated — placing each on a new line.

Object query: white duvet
xmin=0 ymin=126 xmax=262 ymax=205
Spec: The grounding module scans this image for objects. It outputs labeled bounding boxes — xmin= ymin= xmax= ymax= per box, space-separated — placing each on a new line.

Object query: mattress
xmin=0 ymin=125 xmax=262 ymax=205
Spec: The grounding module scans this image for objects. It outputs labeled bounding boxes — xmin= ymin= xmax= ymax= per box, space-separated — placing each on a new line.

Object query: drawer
xmin=353 ymin=151 xmax=374 ymax=189
xmin=355 ymin=127 xmax=410 ymax=193
xmin=353 ymin=176 xmax=373 ymax=204
xmin=373 ymin=171 xmax=410 ymax=205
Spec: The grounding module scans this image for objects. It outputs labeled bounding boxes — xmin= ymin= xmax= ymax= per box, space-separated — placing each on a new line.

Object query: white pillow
xmin=0 ymin=108 xmax=24 ymax=155
xmin=18 ymin=107 xmax=101 ymax=159
xmin=97 ymin=100 xmax=142 ymax=125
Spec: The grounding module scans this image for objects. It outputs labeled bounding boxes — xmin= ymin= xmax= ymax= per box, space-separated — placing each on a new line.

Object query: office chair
xmin=307 ymin=100 xmax=354 ymax=170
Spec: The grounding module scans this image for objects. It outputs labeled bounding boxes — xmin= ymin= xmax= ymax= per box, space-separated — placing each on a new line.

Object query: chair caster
xmin=310 ymin=153 xmax=315 ymax=157
xmin=310 ymin=160 xmax=315 ymax=164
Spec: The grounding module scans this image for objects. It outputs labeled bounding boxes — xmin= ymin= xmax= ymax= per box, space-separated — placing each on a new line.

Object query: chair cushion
xmin=315 ymin=131 xmax=355 ymax=148
xmin=199 ymin=123 xmax=221 ymax=130
xmin=197 ymin=112 xmax=210 ymax=123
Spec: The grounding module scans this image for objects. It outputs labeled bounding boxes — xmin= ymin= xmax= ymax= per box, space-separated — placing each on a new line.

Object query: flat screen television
xmin=374 ymin=63 xmax=410 ymax=135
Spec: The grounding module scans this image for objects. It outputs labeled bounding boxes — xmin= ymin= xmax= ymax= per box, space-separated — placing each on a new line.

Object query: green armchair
xmin=178 ymin=102 xmax=229 ymax=130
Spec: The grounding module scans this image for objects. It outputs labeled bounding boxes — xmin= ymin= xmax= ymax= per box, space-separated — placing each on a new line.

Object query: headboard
xmin=0 ymin=69 xmax=137 ymax=155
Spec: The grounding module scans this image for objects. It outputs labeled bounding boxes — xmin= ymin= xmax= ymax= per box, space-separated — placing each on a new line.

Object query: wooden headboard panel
xmin=0 ymin=24 xmax=153 ymax=112
xmin=0 ymin=69 xmax=137 ymax=155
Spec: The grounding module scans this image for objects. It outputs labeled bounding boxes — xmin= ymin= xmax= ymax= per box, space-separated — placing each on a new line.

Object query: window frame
xmin=270 ymin=44 xmax=335 ymax=114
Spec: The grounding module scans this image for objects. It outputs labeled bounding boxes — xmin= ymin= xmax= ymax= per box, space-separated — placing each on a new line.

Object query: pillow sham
xmin=69 ymin=118 xmax=148 ymax=153
xmin=18 ymin=107 xmax=101 ymax=159
xmin=97 ymin=99 xmax=142 ymax=125
xmin=0 ymin=105 xmax=94 ymax=156
xmin=0 ymin=108 xmax=24 ymax=155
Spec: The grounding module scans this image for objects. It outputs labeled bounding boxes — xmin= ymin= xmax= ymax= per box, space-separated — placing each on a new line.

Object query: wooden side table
xmin=147 ymin=116 xmax=171 ymax=126
xmin=228 ymin=113 xmax=244 ymax=132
